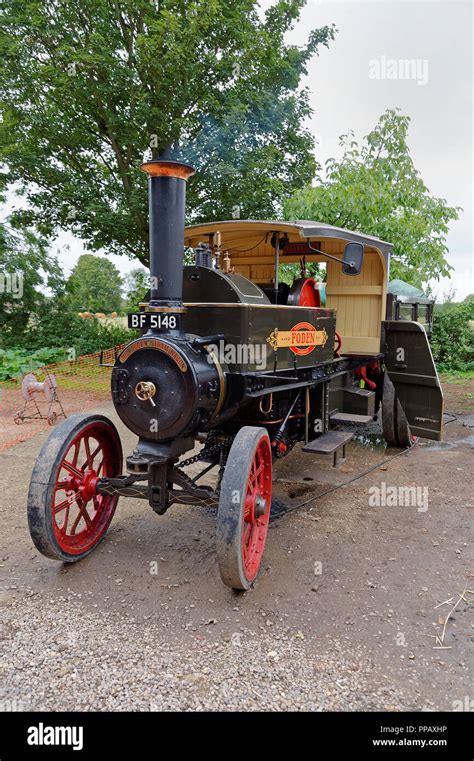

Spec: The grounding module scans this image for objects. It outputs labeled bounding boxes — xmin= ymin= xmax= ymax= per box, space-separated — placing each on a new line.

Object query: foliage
xmin=66 ymin=254 xmax=123 ymax=313
xmin=23 ymin=307 xmax=133 ymax=358
xmin=431 ymin=297 xmax=474 ymax=372
xmin=0 ymin=196 xmax=64 ymax=346
xmin=0 ymin=0 xmax=335 ymax=264
xmin=0 ymin=346 xmax=66 ymax=380
xmin=124 ymin=267 xmax=149 ymax=312
xmin=279 ymin=261 xmax=325 ymax=287
xmin=284 ymin=110 xmax=460 ymax=287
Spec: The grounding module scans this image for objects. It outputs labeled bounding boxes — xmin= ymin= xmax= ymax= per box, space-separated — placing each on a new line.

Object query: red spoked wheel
xmin=27 ymin=414 xmax=123 ymax=562
xmin=217 ymin=427 xmax=272 ymax=590
xmin=334 ymin=331 xmax=342 ymax=357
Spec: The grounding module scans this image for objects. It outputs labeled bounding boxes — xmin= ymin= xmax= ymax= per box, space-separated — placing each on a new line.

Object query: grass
xmin=440 ymin=370 xmax=474 ymax=384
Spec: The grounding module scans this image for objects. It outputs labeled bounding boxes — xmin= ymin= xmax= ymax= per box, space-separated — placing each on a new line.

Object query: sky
xmin=6 ymin=0 xmax=474 ymax=301
xmin=280 ymin=0 xmax=473 ymax=299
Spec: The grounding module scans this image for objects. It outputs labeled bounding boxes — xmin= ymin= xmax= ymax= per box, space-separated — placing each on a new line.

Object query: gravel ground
xmin=4 ymin=597 xmax=420 ymax=712
xmin=1 ymin=379 xmax=473 ymax=712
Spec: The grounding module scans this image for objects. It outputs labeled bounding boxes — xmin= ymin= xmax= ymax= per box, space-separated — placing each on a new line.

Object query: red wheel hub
xmin=52 ymin=423 xmax=119 ymax=555
xmin=242 ymin=437 xmax=272 ymax=582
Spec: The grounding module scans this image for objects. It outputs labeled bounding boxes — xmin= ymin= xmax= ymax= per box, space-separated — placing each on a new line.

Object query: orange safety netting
xmin=0 ymin=345 xmax=125 ymax=451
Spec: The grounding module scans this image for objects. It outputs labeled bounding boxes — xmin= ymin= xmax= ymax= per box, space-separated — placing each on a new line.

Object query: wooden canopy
xmin=184 ymin=220 xmax=393 ymax=355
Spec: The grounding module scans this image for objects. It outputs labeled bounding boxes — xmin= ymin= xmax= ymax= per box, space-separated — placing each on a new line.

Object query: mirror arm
xmin=307 ymin=241 xmax=354 ymax=268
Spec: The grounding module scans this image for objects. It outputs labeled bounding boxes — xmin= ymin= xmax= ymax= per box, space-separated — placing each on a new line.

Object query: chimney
xmin=140 ymin=159 xmax=196 ymax=313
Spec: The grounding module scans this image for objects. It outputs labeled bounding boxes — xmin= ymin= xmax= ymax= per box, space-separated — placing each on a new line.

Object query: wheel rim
xmin=52 ymin=422 xmax=119 ymax=555
xmin=241 ymin=437 xmax=272 ymax=582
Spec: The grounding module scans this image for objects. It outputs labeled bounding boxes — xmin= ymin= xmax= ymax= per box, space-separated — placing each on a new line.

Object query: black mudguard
xmin=382 ymin=320 xmax=443 ymax=441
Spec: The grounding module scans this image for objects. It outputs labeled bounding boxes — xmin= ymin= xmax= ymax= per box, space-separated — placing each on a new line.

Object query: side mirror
xmin=342 ymin=242 xmax=364 ymax=276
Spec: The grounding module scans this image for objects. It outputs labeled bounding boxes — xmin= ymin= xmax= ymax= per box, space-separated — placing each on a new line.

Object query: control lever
xmin=191 ymin=333 xmax=225 ymax=349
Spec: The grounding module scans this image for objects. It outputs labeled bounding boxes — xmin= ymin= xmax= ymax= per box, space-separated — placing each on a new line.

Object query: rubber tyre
xmin=382 ymin=374 xmax=415 ymax=448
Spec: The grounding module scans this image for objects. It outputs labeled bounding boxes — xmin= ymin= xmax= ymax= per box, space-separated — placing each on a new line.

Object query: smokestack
xmin=140 ymin=159 xmax=196 ymax=312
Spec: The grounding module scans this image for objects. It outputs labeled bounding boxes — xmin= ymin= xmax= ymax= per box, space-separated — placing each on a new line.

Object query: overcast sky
xmin=18 ymin=0 xmax=474 ymax=300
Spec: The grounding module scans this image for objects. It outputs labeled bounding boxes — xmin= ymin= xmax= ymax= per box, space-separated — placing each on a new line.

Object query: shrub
xmin=6 ymin=307 xmax=135 ymax=360
xmin=0 ymin=347 xmax=67 ymax=380
xmin=431 ymin=299 xmax=474 ymax=372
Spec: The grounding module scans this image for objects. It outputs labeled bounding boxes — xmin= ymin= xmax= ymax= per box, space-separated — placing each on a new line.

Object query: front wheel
xmin=217 ymin=427 xmax=272 ymax=590
xmin=27 ymin=413 xmax=123 ymax=562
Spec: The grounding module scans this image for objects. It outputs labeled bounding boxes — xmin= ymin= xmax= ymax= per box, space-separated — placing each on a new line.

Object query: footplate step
xmin=303 ymin=431 xmax=353 ymax=467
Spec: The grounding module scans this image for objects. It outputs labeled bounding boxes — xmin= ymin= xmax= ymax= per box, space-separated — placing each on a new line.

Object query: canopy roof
xmin=388 ymin=279 xmax=429 ymax=302
xmin=184 ymin=219 xmax=393 ymax=258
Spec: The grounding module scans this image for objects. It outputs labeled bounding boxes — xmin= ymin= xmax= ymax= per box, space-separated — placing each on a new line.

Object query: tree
xmin=284 ymin=110 xmax=461 ymax=287
xmin=0 ymin=187 xmax=64 ymax=347
xmin=0 ymin=0 xmax=335 ymax=265
xmin=66 ymin=254 xmax=123 ymax=313
xmin=431 ymin=299 xmax=474 ymax=371
xmin=124 ymin=267 xmax=149 ymax=311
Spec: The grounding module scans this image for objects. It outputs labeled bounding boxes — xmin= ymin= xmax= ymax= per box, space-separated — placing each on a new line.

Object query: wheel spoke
xmin=62 ymin=460 xmax=84 ymax=479
xmin=70 ymin=502 xmax=92 ymax=535
xmin=84 ymin=437 xmax=92 ymax=467
xmin=54 ymin=491 xmax=80 ymax=514
xmin=247 ymin=470 xmax=257 ymax=495
xmin=253 ymin=461 xmax=264 ymax=483
xmin=60 ymin=504 xmax=70 ymax=534
xmin=92 ymin=495 xmax=103 ymax=514
xmin=71 ymin=440 xmax=80 ymax=468
xmin=243 ymin=522 xmax=252 ymax=549
xmin=244 ymin=524 xmax=257 ymax=565
xmin=90 ymin=442 xmax=101 ymax=465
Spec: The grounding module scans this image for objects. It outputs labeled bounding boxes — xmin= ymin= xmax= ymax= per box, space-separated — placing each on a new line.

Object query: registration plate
xmin=127 ymin=312 xmax=181 ymax=331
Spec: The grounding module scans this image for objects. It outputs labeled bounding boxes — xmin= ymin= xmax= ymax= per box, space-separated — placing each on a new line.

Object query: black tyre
xmin=382 ymin=374 xmax=415 ymax=448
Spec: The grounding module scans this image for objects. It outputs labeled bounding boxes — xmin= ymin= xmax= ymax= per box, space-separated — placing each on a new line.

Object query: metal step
xmin=302 ymin=431 xmax=353 ymax=467
xmin=344 ymin=387 xmax=375 ymax=398
xmin=330 ymin=412 xmax=374 ymax=425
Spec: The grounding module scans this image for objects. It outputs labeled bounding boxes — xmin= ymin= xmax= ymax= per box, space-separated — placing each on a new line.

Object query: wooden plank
xmin=325 ymin=285 xmax=382 ymax=296
xmin=342 ymin=336 xmax=381 ymax=353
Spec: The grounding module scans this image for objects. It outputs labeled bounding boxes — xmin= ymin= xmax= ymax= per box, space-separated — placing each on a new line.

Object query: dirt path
xmin=1 ymin=381 xmax=472 ymax=711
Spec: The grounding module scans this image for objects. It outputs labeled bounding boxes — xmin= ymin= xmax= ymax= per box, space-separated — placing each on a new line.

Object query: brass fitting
xmin=135 ymin=381 xmax=157 ymax=406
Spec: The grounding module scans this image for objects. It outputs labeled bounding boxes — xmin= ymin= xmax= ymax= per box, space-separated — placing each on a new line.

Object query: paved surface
xmin=1 ymin=381 xmax=472 ymax=711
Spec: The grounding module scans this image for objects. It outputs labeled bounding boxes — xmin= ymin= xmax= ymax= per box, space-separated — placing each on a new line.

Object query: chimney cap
xmin=140 ymin=159 xmax=195 ymax=180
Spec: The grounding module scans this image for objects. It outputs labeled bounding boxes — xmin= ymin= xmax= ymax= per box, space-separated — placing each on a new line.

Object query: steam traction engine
xmin=27 ymin=160 xmax=444 ymax=590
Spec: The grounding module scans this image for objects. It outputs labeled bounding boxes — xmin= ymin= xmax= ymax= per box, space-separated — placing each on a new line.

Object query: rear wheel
xmin=217 ymin=427 xmax=272 ymax=590
xmin=382 ymin=374 xmax=416 ymax=448
xmin=27 ymin=413 xmax=123 ymax=562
